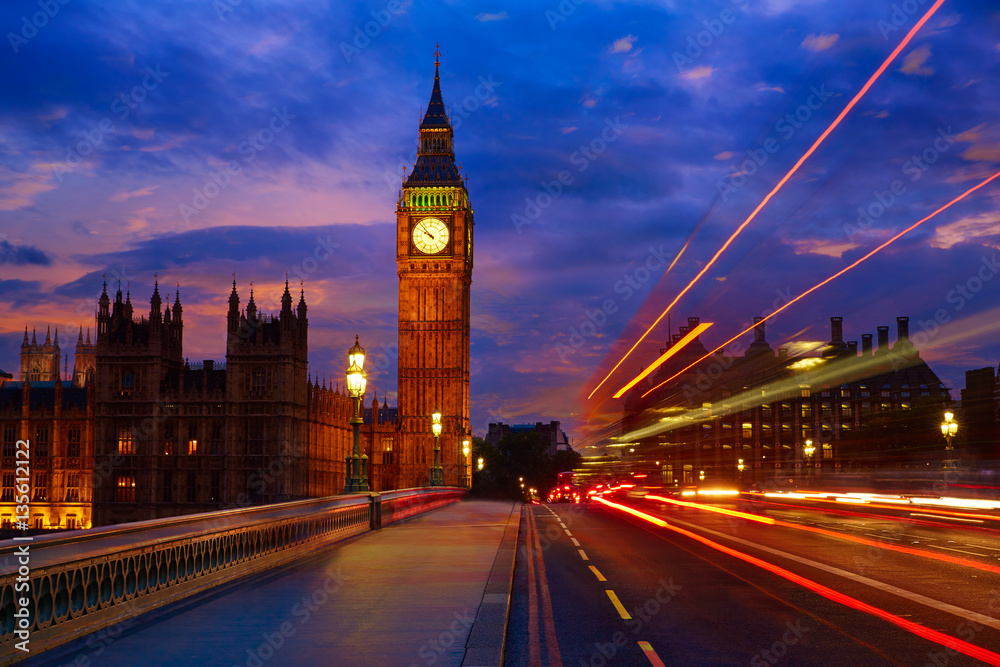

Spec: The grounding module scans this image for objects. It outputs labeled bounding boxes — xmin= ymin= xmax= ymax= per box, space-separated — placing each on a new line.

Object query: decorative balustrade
xmin=0 ymin=487 xmax=464 ymax=662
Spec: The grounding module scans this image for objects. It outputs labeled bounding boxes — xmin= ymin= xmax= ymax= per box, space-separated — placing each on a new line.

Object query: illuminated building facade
xmin=0 ymin=328 xmax=94 ymax=531
xmin=90 ymin=280 xmax=398 ymax=525
xmin=622 ymin=316 xmax=952 ymax=485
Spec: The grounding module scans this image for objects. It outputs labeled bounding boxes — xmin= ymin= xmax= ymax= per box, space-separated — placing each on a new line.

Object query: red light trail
xmin=640 ymin=167 xmax=1000 ymax=398
xmin=587 ymin=0 xmax=947 ymax=402
xmin=595 ymin=496 xmax=1000 ymax=665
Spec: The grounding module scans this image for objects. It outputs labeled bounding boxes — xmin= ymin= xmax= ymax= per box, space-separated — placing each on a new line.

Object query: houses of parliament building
xmin=0 ymin=56 xmax=474 ymax=530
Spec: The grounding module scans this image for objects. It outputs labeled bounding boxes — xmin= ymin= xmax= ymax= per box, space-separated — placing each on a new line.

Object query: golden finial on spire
xmin=434 ymin=43 xmax=440 ymax=67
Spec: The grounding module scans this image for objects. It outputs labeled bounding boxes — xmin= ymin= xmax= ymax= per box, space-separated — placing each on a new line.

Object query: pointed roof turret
xmin=420 ymin=44 xmax=449 ymax=129
xmin=281 ymin=276 xmax=293 ymax=315
xmin=229 ymin=278 xmax=240 ymax=311
xmin=44 ymin=326 xmax=51 ymax=346
xmin=246 ymin=285 xmax=257 ymax=321
xmin=78 ymin=326 xmax=83 ymax=343
xmin=172 ymin=284 xmax=183 ymax=322
xmin=405 ymin=46 xmax=463 ymax=188
xmin=85 ymin=327 xmax=91 ymax=345
xmin=22 ymin=326 xmax=29 ymax=347
xmin=98 ymin=275 xmax=110 ymax=315
xmin=53 ymin=327 xmax=59 ymax=347
xmin=150 ymin=277 xmax=162 ymax=322
xmin=31 ymin=328 xmax=37 ymax=346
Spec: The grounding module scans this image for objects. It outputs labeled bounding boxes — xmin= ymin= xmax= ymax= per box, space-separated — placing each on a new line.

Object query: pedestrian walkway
xmin=28 ymin=500 xmax=520 ymax=667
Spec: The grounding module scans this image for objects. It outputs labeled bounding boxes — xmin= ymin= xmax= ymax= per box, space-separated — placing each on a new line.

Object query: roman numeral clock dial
xmin=412 ymin=217 xmax=449 ymax=255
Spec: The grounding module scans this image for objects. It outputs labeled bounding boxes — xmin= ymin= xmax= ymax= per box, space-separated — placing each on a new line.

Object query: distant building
xmin=622 ymin=316 xmax=952 ymax=485
xmin=89 ymin=279 xmax=399 ymax=525
xmin=486 ymin=421 xmax=571 ymax=458
xmin=961 ymin=364 xmax=1000 ymax=460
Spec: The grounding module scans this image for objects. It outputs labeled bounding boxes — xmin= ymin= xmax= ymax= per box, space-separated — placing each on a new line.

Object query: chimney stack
xmin=687 ymin=317 xmax=702 ymax=342
xmin=847 ymin=341 xmax=858 ymax=356
xmin=861 ymin=334 xmax=873 ymax=357
xmin=753 ymin=316 xmax=765 ymax=343
xmin=877 ymin=326 xmax=889 ymax=354
xmin=830 ymin=317 xmax=843 ymax=343
xmin=896 ymin=316 xmax=909 ymax=343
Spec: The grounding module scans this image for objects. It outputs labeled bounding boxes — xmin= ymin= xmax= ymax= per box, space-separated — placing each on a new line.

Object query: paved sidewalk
xmin=30 ymin=500 xmax=520 ymax=667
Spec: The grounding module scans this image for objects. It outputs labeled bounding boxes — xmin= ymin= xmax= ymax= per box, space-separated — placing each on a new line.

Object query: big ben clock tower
xmin=397 ymin=49 xmax=473 ymax=488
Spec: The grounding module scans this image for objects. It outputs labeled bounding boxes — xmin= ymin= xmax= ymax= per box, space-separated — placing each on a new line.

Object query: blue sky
xmin=2 ymin=0 xmax=1000 ymax=445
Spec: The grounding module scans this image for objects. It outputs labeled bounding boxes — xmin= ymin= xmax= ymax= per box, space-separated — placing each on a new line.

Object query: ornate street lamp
xmin=941 ymin=411 xmax=958 ymax=470
xmin=431 ymin=408 xmax=442 ymax=486
xmin=344 ymin=335 xmax=368 ymax=493
xmin=462 ymin=438 xmax=471 ymax=489
xmin=478 ymin=457 xmax=484 ymax=471
xmin=803 ymin=440 xmax=815 ymax=484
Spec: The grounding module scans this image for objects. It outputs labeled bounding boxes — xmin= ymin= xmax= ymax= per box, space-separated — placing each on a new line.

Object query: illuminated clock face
xmin=412 ymin=217 xmax=450 ymax=254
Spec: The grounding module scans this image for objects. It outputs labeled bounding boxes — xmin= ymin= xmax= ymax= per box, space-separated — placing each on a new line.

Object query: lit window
xmin=117 ymin=426 xmax=134 ymax=455
xmin=2 ymin=426 xmax=15 ymax=457
xmin=120 ymin=370 xmax=136 ymax=398
xmin=68 ymin=425 xmax=81 ymax=458
xmin=35 ymin=426 xmax=50 ymax=457
xmin=115 ymin=474 xmax=136 ymax=502
xmin=32 ymin=473 xmax=47 ymax=501
xmin=188 ymin=439 xmax=198 ymax=455
xmin=66 ymin=474 xmax=80 ymax=502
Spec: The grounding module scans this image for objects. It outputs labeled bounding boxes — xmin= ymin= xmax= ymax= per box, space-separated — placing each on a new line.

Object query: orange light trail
xmin=646 ymin=494 xmax=775 ymax=524
xmin=595 ymin=496 xmax=1000 ymax=665
xmin=612 ymin=322 xmax=713 ymax=398
xmin=641 ymin=167 xmax=1000 ymax=398
xmin=586 ymin=0 xmax=947 ymax=402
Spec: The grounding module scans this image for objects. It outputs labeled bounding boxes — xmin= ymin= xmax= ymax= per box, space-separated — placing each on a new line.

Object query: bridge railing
xmin=0 ymin=487 xmax=465 ymax=662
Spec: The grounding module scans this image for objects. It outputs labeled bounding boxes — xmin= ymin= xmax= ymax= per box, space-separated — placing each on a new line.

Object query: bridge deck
xmin=28 ymin=499 xmax=519 ymax=667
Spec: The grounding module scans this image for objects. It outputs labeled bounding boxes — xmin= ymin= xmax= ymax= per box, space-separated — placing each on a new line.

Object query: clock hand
xmin=424 ymin=230 xmax=435 ymax=240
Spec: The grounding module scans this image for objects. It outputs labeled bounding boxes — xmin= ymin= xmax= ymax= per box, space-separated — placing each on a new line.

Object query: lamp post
xmin=462 ymin=438 xmax=471 ymax=489
xmin=431 ymin=408 xmax=442 ymax=486
xmin=941 ymin=411 xmax=958 ymax=470
xmin=803 ymin=439 xmax=815 ymax=485
xmin=478 ymin=457 xmax=484 ymax=471
xmin=345 ymin=335 xmax=368 ymax=493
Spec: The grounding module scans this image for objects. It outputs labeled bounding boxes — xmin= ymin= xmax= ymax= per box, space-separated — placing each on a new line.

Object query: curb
xmin=462 ymin=502 xmax=522 ymax=667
